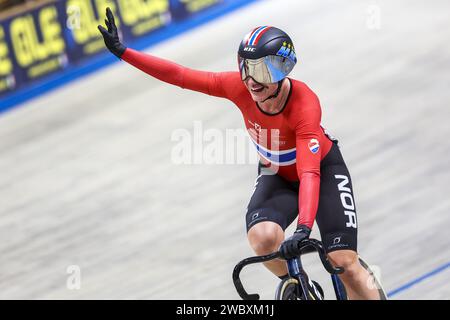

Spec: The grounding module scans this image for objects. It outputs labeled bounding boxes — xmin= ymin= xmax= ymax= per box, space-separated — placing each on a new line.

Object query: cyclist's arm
xmin=121 ymin=48 xmax=240 ymax=99
xmin=293 ymin=102 xmax=323 ymax=229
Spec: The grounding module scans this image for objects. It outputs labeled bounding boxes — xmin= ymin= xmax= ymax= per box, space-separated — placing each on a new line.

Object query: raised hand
xmin=98 ymin=7 xmax=126 ymax=58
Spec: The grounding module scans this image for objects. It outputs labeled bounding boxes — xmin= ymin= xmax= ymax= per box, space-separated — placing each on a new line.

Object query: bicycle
xmin=233 ymin=238 xmax=387 ymax=300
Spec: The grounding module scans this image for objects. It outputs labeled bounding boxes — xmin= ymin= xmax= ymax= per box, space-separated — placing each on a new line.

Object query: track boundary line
xmin=387 ymin=261 xmax=450 ymax=298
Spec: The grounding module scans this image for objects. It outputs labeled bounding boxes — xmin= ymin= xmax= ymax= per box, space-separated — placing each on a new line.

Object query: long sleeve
xmin=293 ymin=95 xmax=323 ymax=229
xmin=121 ymin=48 xmax=241 ymax=99
xmin=295 ymin=138 xmax=321 ymax=229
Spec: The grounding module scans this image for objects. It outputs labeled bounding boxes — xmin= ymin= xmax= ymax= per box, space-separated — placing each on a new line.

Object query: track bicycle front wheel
xmin=275 ymin=277 xmax=324 ymax=300
xmin=275 ymin=277 xmax=301 ymax=300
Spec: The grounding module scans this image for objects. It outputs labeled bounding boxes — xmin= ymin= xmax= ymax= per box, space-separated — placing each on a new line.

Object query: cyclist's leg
xmin=327 ymin=250 xmax=380 ymax=299
xmin=316 ymin=142 xmax=380 ymax=300
xmin=246 ymin=165 xmax=298 ymax=277
xmin=247 ymin=222 xmax=286 ymax=276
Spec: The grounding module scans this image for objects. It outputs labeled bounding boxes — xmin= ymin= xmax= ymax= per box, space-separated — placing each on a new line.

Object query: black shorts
xmin=245 ymin=142 xmax=358 ymax=253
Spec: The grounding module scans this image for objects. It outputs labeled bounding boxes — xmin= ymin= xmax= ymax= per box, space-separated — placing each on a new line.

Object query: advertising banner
xmin=0 ymin=0 xmax=254 ymax=110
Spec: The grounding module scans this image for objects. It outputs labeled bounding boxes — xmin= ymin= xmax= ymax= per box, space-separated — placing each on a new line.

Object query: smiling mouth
xmin=251 ymin=85 xmax=265 ymax=93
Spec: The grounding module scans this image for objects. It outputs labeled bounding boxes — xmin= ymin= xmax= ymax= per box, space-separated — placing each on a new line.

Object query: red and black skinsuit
xmin=122 ymin=49 xmax=358 ymax=253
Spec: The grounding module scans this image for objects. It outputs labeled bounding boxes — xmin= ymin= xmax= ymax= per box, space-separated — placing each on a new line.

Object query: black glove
xmin=98 ymin=8 xmax=126 ymax=58
xmin=279 ymin=225 xmax=311 ymax=259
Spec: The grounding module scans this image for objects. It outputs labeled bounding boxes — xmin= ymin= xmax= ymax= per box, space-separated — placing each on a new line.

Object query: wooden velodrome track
xmin=0 ymin=0 xmax=449 ymax=299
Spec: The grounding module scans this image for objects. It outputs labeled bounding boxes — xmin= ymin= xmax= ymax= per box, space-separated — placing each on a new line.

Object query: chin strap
xmin=261 ymin=80 xmax=283 ymax=102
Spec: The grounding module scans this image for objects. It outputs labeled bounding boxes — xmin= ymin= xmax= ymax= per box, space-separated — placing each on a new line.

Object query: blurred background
xmin=0 ymin=0 xmax=449 ymax=299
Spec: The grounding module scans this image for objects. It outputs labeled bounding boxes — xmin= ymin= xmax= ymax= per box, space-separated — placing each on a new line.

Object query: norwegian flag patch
xmin=308 ymin=139 xmax=320 ymax=154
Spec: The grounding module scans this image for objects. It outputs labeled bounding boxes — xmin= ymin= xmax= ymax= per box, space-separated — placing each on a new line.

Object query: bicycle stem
xmin=287 ymin=257 xmax=302 ymax=277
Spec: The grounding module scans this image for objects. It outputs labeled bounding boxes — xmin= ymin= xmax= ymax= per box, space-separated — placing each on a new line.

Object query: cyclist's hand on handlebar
xmin=279 ymin=225 xmax=311 ymax=259
xmin=98 ymin=7 xmax=126 ymax=58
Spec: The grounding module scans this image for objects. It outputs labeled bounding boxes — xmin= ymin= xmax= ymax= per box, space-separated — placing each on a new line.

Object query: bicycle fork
xmin=288 ymin=257 xmax=347 ymax=300
xmin=286 ymin=257 xmax=313 ymax=300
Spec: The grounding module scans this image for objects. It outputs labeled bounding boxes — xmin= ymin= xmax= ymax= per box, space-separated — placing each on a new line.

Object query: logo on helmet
xmin=276 ymin=41 xmax=297 ymax=63
xmin=243 ymin=47 xmax=256 ymax=52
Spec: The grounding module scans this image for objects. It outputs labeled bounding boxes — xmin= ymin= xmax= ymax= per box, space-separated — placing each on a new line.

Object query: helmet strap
xmin=261 ymin=79 xmax=283 ymax=102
